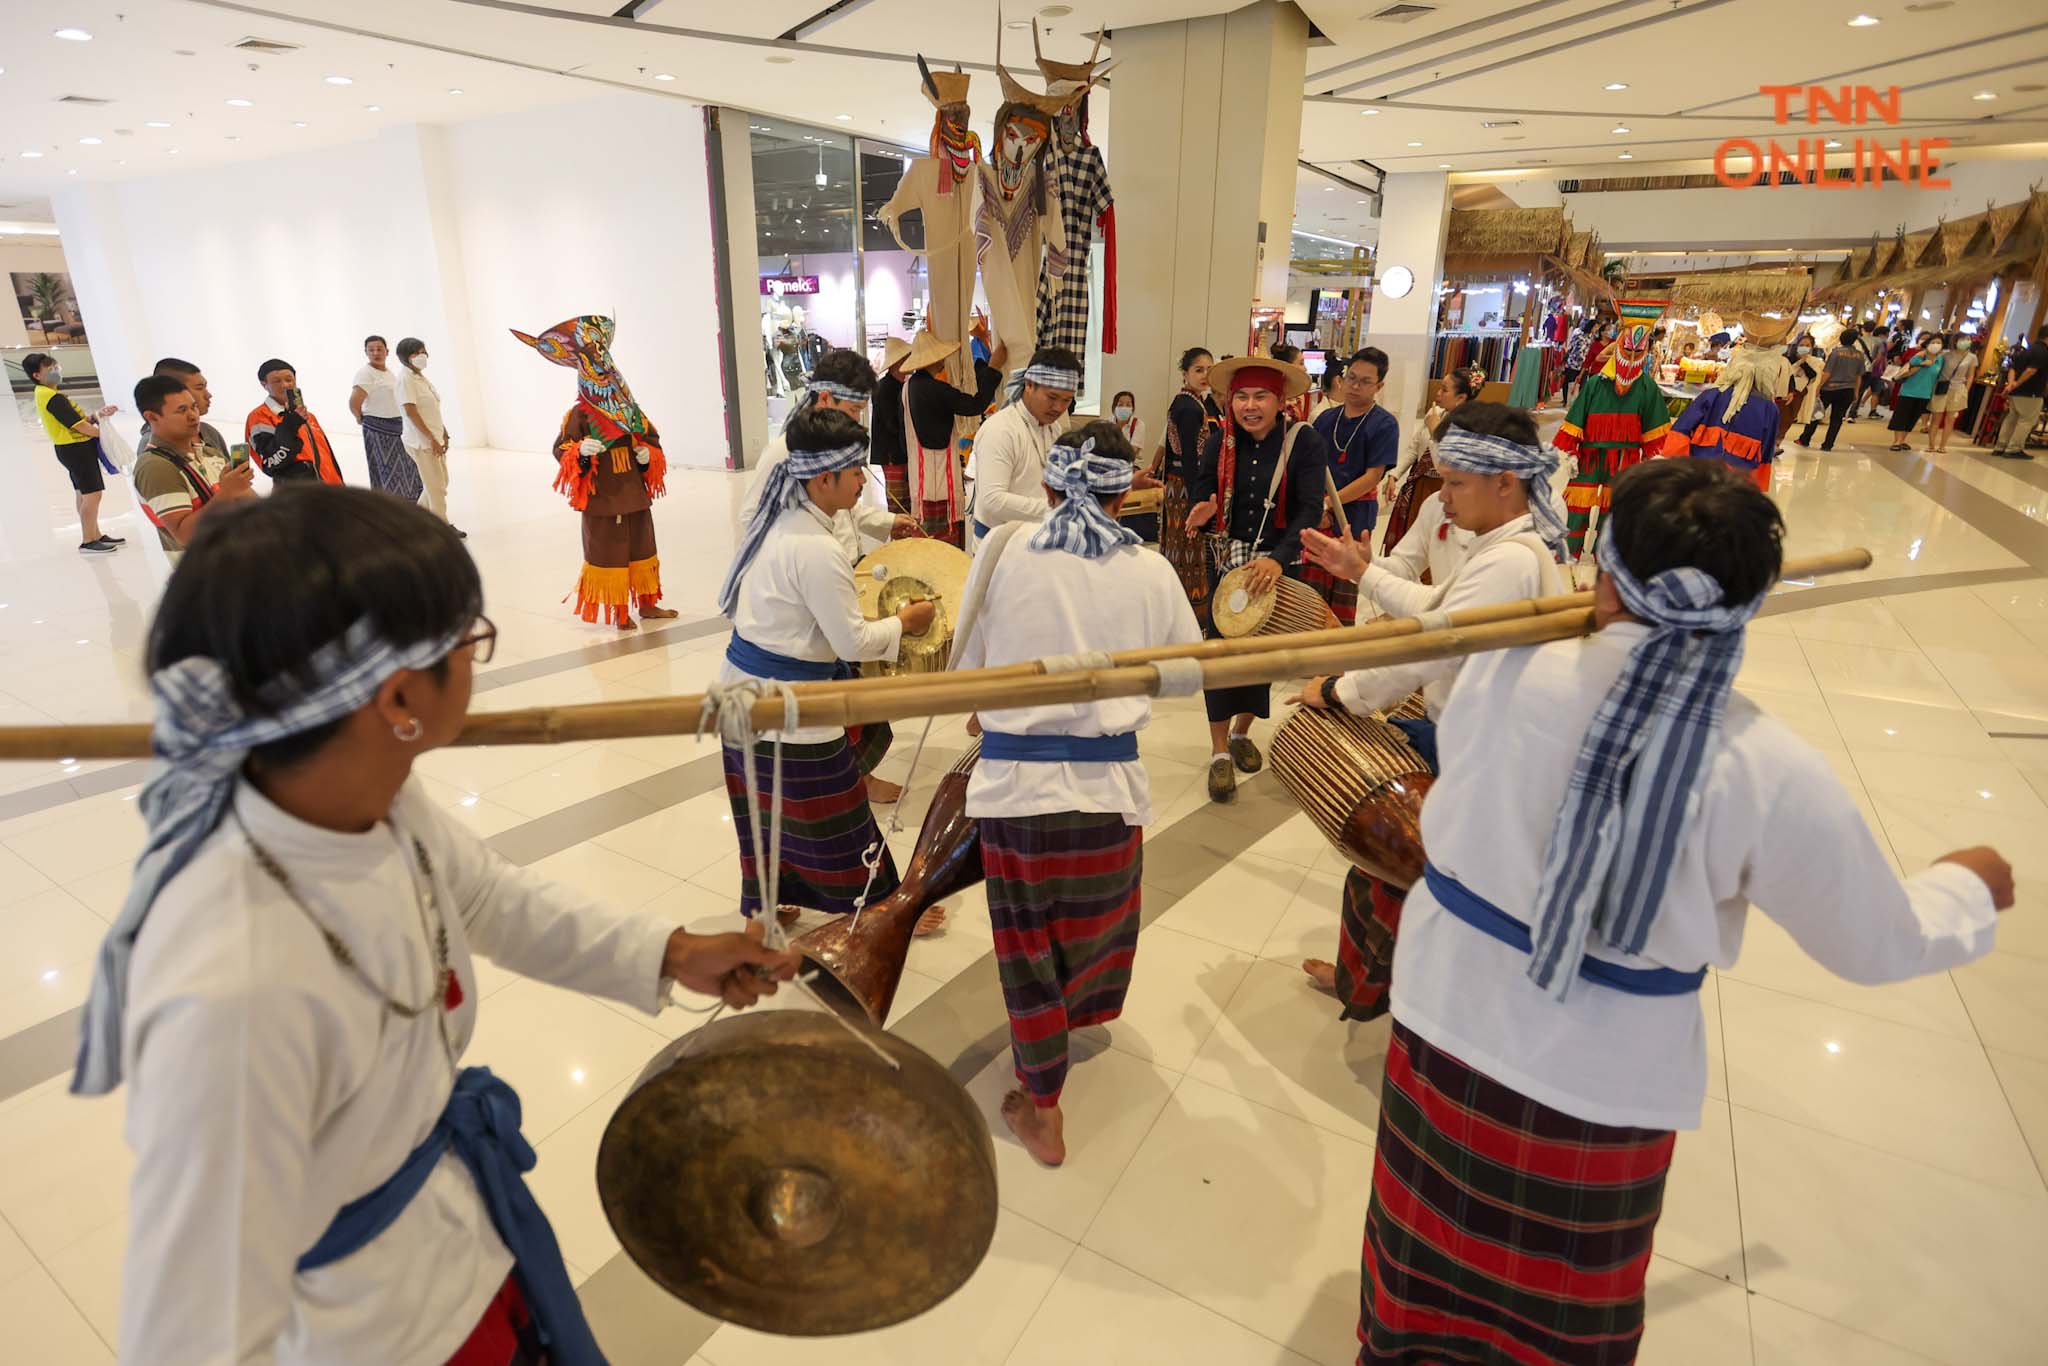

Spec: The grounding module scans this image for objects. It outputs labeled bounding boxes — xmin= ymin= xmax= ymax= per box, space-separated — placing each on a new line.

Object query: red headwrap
xmin=1225 ymin=365 xmax=1287 ymax=399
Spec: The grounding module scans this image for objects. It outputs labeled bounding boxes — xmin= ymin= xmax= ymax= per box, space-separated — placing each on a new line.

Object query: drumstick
xmin=0 ymin=548 xmax=1877 ymax=758
xmin=1323 ymin=467 xmax=1347 ymax=533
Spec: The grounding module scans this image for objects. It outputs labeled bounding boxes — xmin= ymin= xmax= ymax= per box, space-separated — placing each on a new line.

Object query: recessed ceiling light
xmin=1618 ymin=151 xmax=1633 ymax=159
xmin=53 ymin=27 xmax=92 ymax=41
xmin=1407 ymin=140 xmax=1423 ymax=147
xmin=226 ymin=98 xmax=253 ymax=107
xmin=1612 ymin=124 xmax=1630 ymax=134
xmin=65 ymin=169 xmax=76 ymax=176
xmin=1825 ymin=138 xmax=1843 ymax=149
xmin=292 ymin=120 xmax=307 ymax=128
xmin=1847 ymin=12 xmax=1880 ymax=25
xmin=835 ymin=113 xmax=852 ymax=121
xmin=767 ymin=55 xmax=795 ymax=64
xmin=78 ymin=136 xmax=101 ymax=145
xmin=1006 ymin=19 xmax=1029 ymax=28
xmin=19 ymin=150 xmax=43 ymax=159
xmin=1503 ymin=134 xmax=1525 ymax=141
xmin=1040 ymin=4 xmax=1074 ymax=15
xmin=167 ymin=148 xmax=179 ymax=155
xmin=654 ymin=73 xmax=675 ymax=81
xmin=325 ymin=75 xmax=353 ymax=86
xmin=224 ymin=135 xmax=239 ymax=142
xmin=365 ymin=104 xmax=382 ymax=112
xmin=1438 ymin=163 xmax=1450 ymax=169
xmin=174 ymin=48 xmax=195 ymax=56
xmin=2017 ymin=82 xmax=2047 ymax=93
xmin=1604 ymin=82 xmax=1628 ymax=91
xmin=1905 ymin=0 xmax=1954 ymax=8
xmin=1972 ymin=90 xmax=1997 ymax=101
xmin=145 ymin=120 xmax=171 ymax=128
xmin=447 ymin=88 xmax=464 ymax=96
xmin=1359 ymin=107 xmax=1380 ymax=116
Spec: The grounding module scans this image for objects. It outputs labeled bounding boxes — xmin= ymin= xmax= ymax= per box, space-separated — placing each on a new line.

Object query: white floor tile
xmin=1084 ymin=1075 xmax=1369 ymax=1366
xmin=1718 ymin=978 xmax=2040 ymax=1194
xmin=1639 ymin=1256 xmax=1753 ymax=1366
xmin=0 ymin=1213 xmax=34 ymax=1288
xmin=1985 ymin=1047 xmax=2048 ymax=1179
xmin=590 ymin=790 xmax=741 ymax=882
xmin=1721 ymin=914 xmax=1977 ymax=1039
xmin=1657 ymin=1100 xmax=1746 ymax=1287
xmin=1732 ymin=1106 xmax=2048 ymax=1365
xmin=1006 ymin=1246 xmax=1317 ymax=1365
xmin=522 ymin=843 xmax=681 ymax=913
xmin=41 ymin=1214 xmax=123 ymax=1346
xmin=1186 ymin=959 xmax=1389 ymax=1145
xmin=1951 ymin=950 xmax=2048 ymax=1065
xmin=0 ymin=1263 xmax=113 ymax=1363
xmin=1746 ymin=1294 xmax=1942 ymax=1366
xmin=0 ymin=1082 xmax=130 ymax=1261
xmin=486 ymin=745 xmax=665 ymax=818
xmin=1798 ymin=640 xmax=1965 ymax=710
xmin=1098 ymin=923 xmax=1252 ymax=1072
xmin=464 ymin=978 xmax=668 ymax=1143
xmin=1150 ymin=852 xmax=1311 ymax=955
xmin=527 ymin=1081 xmax=634 ymax=1275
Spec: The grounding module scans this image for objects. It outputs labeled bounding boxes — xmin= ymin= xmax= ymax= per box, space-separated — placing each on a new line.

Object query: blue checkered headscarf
xmin=1523 ymin=532 xmax=1767 ymax=1000
xmin=719 ymin=440 xmax=868 ymax=617
xmin=1435 ymin=426 xmax=1567 ymax=558
xmin=74 ymin=617 xmax=472 ymax=1095
xmin=1001 ymin=362 xmax=1082 ymax=409
xmin=1031 ymin=439 xmax=1140 ymax=558
xmin=779 ymin=378 xmax=871 ymax=434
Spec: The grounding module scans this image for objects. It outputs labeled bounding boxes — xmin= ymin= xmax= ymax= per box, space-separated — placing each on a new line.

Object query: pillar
xmin=708 ymin=107 xmax=771 ymax=469
xmin=1366 ymin=171 xmax=1453 ymax=427
xmin=1101 ymin=0 xmax=1309 ymax=443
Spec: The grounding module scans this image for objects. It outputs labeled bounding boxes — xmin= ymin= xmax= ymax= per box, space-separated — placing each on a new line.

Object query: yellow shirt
xmin=35 ymin=383 xmax=92 ymax=445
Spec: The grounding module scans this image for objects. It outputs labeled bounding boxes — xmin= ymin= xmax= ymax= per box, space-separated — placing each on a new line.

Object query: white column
xmin=1365 ymin=171 xmax=1452 ymax=428
xmin=712 ymin=108 xmax=771 ymax=468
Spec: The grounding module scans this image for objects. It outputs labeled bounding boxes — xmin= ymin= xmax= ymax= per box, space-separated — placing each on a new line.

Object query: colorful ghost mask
xmin=509 ymin=314 xmax=650 ymax=436
xmin=1607 ymin=298 xmax=1671 ymax=394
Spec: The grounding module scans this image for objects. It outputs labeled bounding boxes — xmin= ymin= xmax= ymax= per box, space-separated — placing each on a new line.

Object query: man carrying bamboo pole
xmin=1288 ymin=402 xmax=1568 ymax=1018
xmin=1355 ymin=459 xmax=2014 ymax=1366
xmin=953 ymin=420 xmax=1202 ymax=1167
xmin=714 ymin=408 xmax=942 ymax=928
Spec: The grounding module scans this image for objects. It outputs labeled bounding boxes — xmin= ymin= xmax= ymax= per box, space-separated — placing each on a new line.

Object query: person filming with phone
xmin=134 ymin=374 xmax=257 ymax=558
xmin=244 ymin=358 xmax=345 ymax=485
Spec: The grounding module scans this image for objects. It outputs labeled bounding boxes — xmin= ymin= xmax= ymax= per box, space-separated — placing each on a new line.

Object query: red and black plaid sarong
xmin=846 ymin=720 xmax=892 ymax=778
xmin=722 ymin=735 xmax=901 ymax=918
xmin=982 ymin=812 xmax=1142 ymax=1107
xmin=1333 ymin=868 xmax=1401 ymax=1021
xmin=1301 ymin=562 xmax=1360 ymax=626
xmin=1360 ymin=1021 xmax=1675 ymax=1366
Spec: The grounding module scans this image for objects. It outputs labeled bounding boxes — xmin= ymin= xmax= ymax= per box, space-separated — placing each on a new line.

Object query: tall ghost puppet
xmin=878 ymin=59 xmax=982 ymax=400
xmin=975 ymin=31 xmax=1071 ymax=370
xmin=1551 ymin=298 xmax=1674 ymax=557
xmin=1032 ymin=22 xmax=1118 ymax=374
xmin=510 ymin=315 xmax=680 ymax=630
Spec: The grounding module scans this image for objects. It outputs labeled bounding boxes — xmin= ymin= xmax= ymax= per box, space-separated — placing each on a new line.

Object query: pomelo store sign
xmin=1713 ymin=86 xmax=1949 ymax=189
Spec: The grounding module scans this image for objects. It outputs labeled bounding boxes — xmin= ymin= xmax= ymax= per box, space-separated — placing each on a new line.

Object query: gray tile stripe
xmin=1958 ymin=449 xmax=2048 ymax=495
xmin=1872 ymin=449 xmax=2048 ymax=577
xmin=1758 ymin=566 xmax=2041 ymax=617
xmin=1987 ymin=731 xmax=2048 ymax=740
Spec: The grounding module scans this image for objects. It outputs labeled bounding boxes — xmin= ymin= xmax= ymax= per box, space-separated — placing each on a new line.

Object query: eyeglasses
xmin=457 ymin=615 xmax=497 ymax=664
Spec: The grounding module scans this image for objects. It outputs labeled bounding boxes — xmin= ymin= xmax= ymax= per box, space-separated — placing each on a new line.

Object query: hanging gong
xmin=596 ymin=1010 xmax=999 ymax=1336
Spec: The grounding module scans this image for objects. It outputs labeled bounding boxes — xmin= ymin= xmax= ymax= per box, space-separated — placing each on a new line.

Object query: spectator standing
xmin=1307 ymin=347 xmax=1401 ymax=625
xmin=1783 ymin=335 xmax=1825 ymax=446
xmin=1799 ymin=328 xmax=1868 ymax=452
xmin=25 ymin=352 xmax=122 ymax=554
xmin=1561 ymin=317 xmax=1597 ymax=403
xmin=246 ymin=359 xmax=344 ymax=485
xmin=350 ymin=335 xmax=422 ymax=500
xmin=132 ymin=374 xmax=255 ymax=557
xmin=395 ymin=338 xmax=459 ymax=536
xmin=1927 ymin=334 xmax=1978 ymax=454
xmin=1988 ymin=325 xmax=2048 ymax=461
xmin=1110 ymin=389 xmax=1146 ymax=451
xmin=136 ymin=358 xmax=231 ymax=482
xmin=1887 ymin=335 xmax=1944 ymax=452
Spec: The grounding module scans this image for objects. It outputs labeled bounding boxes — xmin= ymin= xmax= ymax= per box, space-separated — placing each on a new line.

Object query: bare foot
xmin=867 ymin=775 xmax=904 ymax=804
xmin=914 ymin=903 xmax=948 ymax=937
xmin=615 ymin=616 xmax=639 ymax=631
xmin=1302 ymin=958 xmax=1338 ymax=993
xmin=775 ymin=904 xmax=801 ymax=930
xmin=1001 ymin=1088 xmax=1066 ymax=1166
xmin=640 ymin=604 xmax=680 ymax=620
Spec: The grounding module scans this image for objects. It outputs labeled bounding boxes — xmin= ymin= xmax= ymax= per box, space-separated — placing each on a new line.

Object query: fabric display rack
xmin=1431 ymin=330 xmax=1522 ymax=383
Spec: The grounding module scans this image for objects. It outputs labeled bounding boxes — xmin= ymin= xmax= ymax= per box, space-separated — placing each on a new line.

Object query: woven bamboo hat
xmin=900 ymin=329 xmax=961 ymax=375
xmin=1208 ymin=355 xmax=1312 ymax=402
xmin=881 ymin=336 xmax=914 ymax=372
xmin=1735 ymin=311 xmax=1801 ymax=349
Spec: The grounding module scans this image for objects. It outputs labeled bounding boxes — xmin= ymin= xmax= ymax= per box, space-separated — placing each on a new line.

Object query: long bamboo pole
xmin=0 ymin=548 xmax=1872 ymax=762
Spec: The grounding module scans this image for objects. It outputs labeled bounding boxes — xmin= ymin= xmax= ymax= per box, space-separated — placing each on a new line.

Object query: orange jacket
xmin=245 ymin=401 xmax=343 ymax=484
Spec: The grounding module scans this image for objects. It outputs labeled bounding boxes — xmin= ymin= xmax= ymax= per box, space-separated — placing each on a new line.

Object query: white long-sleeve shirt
xmin=966 ymin=402 xmax=1059 ymax=540
xmin=719 ymin=500 xmax=904 ymax=742
xmin=954 ymin=536 xmax=1202 ymax=825
xmin=1336 ymin=513 xmax=1562 ymax=719
xmin=1393 ymin=624 xmax=1999 ymax=1132
xmin=739 ymin=435 xmax=896 ymax=565
xmin=1363 ymin=493 xmax=1474 ymax=619
xmin=120 ymin=778 xmax=680 ymax=1365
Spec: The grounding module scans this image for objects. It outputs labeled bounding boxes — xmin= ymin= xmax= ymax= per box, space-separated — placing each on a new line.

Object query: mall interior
xmin=2 ymin=2 xmax=2047 ymax=1364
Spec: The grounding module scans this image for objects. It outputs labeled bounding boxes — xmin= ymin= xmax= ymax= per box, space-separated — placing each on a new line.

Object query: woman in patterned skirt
xmin=1154 ymin=346 xmax=1217 ymax=620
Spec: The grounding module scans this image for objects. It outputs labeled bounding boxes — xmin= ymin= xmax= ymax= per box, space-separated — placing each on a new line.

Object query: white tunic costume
xmin=954 ymin=534 xmax=1201 ymax=826
xmin=739 ymin=435 xmax=895 ymax=565
xmin=120 ymin=778 xmax=677 ymax=1365
xmin=1393 ymin=625 xmax=1999 ymax=1132
xmin=966 ymin=400 xmax=1060 ymax=541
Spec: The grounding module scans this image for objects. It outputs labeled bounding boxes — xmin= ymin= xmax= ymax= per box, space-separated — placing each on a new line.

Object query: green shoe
xmin=1228 ymin=733 xmax=1264 ymax=775
xmin=1207 ymin=754 xmax=1237 ymax=804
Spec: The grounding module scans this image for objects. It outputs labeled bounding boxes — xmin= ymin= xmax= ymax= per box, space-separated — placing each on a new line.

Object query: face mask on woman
xmin=410 ymin=355 xmax=430 ymax=371
xmin=1796 ymin=345 xmax=1812 ymax=357
xmin=1113 ymin=404 xmax=1134 ymax=422
xmin=1959 ymin=339 xmax=1973 ymax=352
xmin=1925 ymin=342 xmax=1944 ymax=356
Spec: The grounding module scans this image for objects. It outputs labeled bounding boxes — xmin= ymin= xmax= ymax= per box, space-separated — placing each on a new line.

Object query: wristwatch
xmin=1319 ymin=676 xmax=1342 ymax=709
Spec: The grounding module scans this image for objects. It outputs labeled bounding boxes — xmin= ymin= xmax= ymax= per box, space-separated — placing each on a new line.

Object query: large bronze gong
xmin=596 ymin=1010 xmax=999 ymax=1336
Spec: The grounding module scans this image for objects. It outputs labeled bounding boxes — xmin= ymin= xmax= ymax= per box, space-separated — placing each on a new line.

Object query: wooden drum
xmin=1211 ymin=565 xmax=1338 ymax=639
xmin=853 ymin=539 xmax=972 ymax=679
xmin=1269 ymin=708 xmax=1434 ymax=888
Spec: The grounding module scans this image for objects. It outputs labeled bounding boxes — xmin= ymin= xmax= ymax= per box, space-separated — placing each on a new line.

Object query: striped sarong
xmin=1333 ymin=868 xmax=1400 ymax=1021
xmin=1160 ymin=473 xmax=1210 ymax=626
xmin=1361 ymin=1021 xmax=1675 ymax=1366
xmin=846 ymin=720 xmax=893 ymax=778
xmin=882 ymin=462 xmax=961 ymax=545
xmin=1301 ymin=562 xmax=1360 ymax=626
xmin=363 ymin=414 xmax=423 ymax=501
xmin=722 ymin=736 xmax=901 ymax=918
xmin=982 ymin=812 xmax=1142 ymax=1107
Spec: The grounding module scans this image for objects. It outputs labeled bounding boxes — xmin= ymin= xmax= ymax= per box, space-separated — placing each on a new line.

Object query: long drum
xmin=1210 ymin=565 xmax=1337 ymax=639
xmin=1269 ymin=707 xmax=1433 ymax=888
xmin=853 ymin=538 xmax=972 ymax=678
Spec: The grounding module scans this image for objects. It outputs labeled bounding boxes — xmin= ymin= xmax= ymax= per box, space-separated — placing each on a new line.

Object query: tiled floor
xmin=2 ymin=401 xmax=2045 ymax=1365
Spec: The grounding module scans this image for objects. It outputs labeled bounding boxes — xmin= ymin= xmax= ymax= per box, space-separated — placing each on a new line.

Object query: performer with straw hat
xmin=1663 ymin=310 xmax=1800 ymax=490
xmin=1184 ymin=353 xmax=1331 ymax=803
xmin=1356 ymin=459 xmax=2014 ymax=1366
xmin=870 ymin=335 xmax=915 ymax=505
xmin=902 ymin=328 xmax=1008 ymax=545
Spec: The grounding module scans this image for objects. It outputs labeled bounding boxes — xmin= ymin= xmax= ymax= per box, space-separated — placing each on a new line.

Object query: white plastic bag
xmin=98 ymin=419 xmax=137 ymax=473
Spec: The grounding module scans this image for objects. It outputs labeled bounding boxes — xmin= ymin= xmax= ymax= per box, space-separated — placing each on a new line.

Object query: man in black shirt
xmin=1185 ymin=355 xmax=1330 ymax=802
xmin=901 ymin=329 xmax=1007 ymax=544
xmin=1988 ymin=326 xmax=2048 ymax=460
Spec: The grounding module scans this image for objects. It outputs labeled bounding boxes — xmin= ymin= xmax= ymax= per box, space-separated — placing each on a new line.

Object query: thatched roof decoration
xmin=1669 ymin=271 xmax=1813 ymax=315
xmin=1444 ymin=207 xmax=1570 ymax=258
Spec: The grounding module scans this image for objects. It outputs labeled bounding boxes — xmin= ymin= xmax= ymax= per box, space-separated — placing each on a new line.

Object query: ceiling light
xmin=1322 ymin=185 xmax=1334 ymax=191
xmin=145 ymin=120 xmax=171 ymax=128
xmin=1040 ymin=4 xmax=1074 ymax=15
xmin=1006 ymin=19 xmax=1029 ymax=28
xmin=654 ymin=73 xmax=675 ymax=81
xmin=167 ymin=148 xmax=179 ymax=155
xmin=1438 ymin=163 xmax=1450 ymax=169
xmin=1359 ymin=107 xmax=1380 ymax=116
xmin=78 ymin=136 xmax=101 ymax=145
xmin=767 ymin=55 xmax=795 ymax=64
xmin=2017 ymin=82 xmax=2047 ymax=93
xmin=447 ymin=88 xmax=464 ymax=96
xmin=1604 ymin=82 xmax=1628 ymax=91
xmin=1847 ymin=13 xmax=1880 ymax=25
xmin=1612 ymin=124 xmax=1630 ymax=134
xmin=325 ymin=75 xmax=352 ymax=86
xmin=365 ymin=104 xmax=382 ymax=112
xmin=65 ymin=169 xmax=76 ymax=176
xmin=835 ymin=113 xmax=852 ymax=121
xmin=1972 ymin=90 xmax=1997 ymax=101
xmin=1825 ymin=138 xmax=1843 ymax=148
xmin=292 ymin=120 xmax=307 ymax=128
xmin=1618 ymin=151 xmax=1633 ymax=159
xmin=53 ymin=27 xmax=92 ymax=41
xmin=226 ymin=98 xmax=253 ymax=107
xmin=19 ymin=150 xmax=43 ymax=159
xmin=224 ymin=135 xmax=239 ymax=142
xmin=1407 ymin=140 xmax=1423 ymax=147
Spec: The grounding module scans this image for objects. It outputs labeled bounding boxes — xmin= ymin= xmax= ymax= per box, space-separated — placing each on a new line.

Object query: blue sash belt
xmin=298 ymin=1067 xmax=603 ymax=1364
xmin=725 ymin=634 xmax=849 ymax=682
xmin=972 ymin=518 xmax=993 ymax=543
xmin=1422 ymin=863 xmax=1706 ymax=997
xmin=1388 ymin=715 xmax=1439 ymax=776
xmin=980 ymin=730 xmax=1140 ymax=763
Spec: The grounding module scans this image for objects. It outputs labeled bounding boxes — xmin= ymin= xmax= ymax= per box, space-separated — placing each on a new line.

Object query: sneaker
xmin=78 ymin=539 xmax=116 ymax=555
xmin=95 ymin=533 xmax=125 ymax=545
xmin=1207 ymin=754 xmax=1237 ymax=805
xmin=1228 ymin=733 xmax=1264 ymax=775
